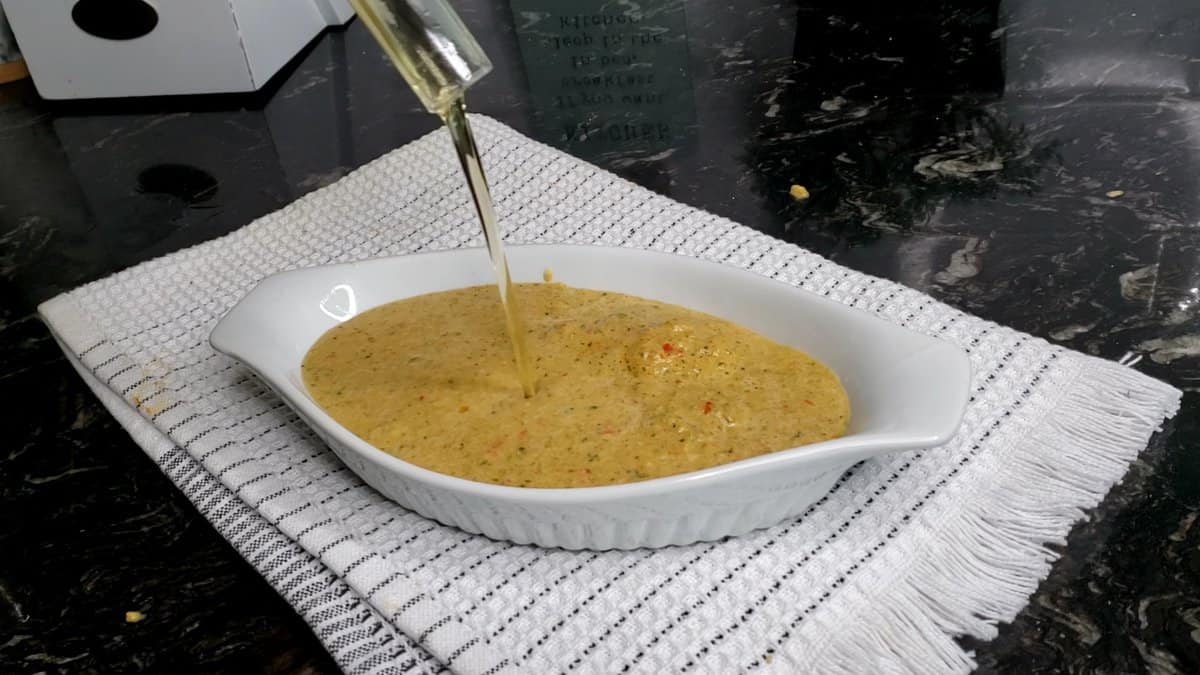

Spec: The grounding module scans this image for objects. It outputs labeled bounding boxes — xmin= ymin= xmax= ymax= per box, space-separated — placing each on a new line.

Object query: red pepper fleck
xmin=662 ymin=342 xmax=674 ymax=353
xmin=703 ymin=401 xmax=713 ymax=415
xmin=803 ymin=399 xmax=814 ymax=406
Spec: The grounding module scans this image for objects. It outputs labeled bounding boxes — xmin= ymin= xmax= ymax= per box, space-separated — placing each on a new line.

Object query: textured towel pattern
xmin=41 ymin=116 xmax=1180 ymax=674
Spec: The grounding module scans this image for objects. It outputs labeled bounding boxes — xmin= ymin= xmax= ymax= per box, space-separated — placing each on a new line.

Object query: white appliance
xmin=0 ymin=0 xmax=354 ymax=99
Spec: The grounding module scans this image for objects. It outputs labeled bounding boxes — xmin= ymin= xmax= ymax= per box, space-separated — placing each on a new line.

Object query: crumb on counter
xmin=1106 ymin=189 xmax=1125 ymax=198
xmin=789 ymin=184 xmax=810 ymax=201
xmin=125 ymin=610 xmax=146 ymax=623
xmin=543 ymin=268 xmax=554 ymax=283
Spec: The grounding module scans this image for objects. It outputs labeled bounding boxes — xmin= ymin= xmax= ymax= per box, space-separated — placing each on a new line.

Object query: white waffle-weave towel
xmin=40 ymin=116 xmax=1181 ymax=674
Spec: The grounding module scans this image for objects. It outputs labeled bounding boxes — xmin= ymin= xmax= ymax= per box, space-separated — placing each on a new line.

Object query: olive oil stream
xmin=440 ymin=100 xmax=536 ymax=397
xmin=348 ymin=0 xmax=536 ymax=396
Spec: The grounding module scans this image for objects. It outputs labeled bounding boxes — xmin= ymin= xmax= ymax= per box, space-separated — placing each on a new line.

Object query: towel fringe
xmin=807 ymin=358 xmax=1180 ymax=674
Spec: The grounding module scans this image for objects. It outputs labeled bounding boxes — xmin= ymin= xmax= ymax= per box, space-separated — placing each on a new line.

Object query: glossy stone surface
xmin=1 ymin=1 xmax=1197 ymax=671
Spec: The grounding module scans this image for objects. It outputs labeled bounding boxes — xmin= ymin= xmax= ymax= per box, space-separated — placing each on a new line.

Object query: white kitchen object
xmin=210 ymin=244 xmax=971 ymax=550
xmin=0 ymin=0 xmax=354 ymax=99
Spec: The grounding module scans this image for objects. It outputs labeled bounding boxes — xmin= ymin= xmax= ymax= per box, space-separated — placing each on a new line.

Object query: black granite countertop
xmin=2 ymin=1 xmax=1198 ymax=672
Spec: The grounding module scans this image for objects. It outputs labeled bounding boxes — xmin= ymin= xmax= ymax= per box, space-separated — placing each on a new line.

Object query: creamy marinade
xmin=302 ymin=282 xmax=849 ymax=488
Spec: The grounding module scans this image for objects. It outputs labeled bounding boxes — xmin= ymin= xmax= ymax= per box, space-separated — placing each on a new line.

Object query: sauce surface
xmin=301 ymin=283 xmax=849 ymax=488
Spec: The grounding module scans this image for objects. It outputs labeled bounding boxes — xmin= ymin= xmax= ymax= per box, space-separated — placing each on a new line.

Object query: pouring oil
xmin=348 ymin=0 xmax=536 ymax=396
xmin=439 ymin=99 xmax=536 ymax=397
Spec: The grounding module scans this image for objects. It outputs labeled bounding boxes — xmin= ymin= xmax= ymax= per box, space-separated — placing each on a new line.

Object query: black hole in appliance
xmin=72 ymin=0 xmax=159 ymax=41
xmin=137 ymin=164 xmax=218 ymax=205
